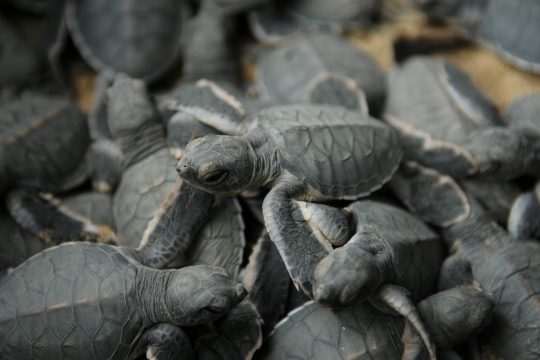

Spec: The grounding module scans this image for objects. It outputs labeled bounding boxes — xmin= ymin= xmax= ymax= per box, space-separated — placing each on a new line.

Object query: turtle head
xmin=177 ymin=134 xmax=255 ymax=196
xmin=313 ymin=246 xmax=383 ymax=308
xmin=167 ymin=265 xmax=248 ymax=326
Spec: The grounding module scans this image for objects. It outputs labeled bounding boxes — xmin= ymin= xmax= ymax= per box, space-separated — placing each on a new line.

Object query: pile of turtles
xmin=1 ymin=0 xmax=540 ymax=359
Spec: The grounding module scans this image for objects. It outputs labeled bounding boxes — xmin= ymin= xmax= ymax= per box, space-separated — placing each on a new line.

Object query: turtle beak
xmin=176 ymin=158 xmax=193 ymax=179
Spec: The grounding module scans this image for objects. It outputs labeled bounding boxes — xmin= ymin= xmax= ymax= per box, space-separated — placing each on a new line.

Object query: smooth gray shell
xmin=384 ymin=56 xmax=501 ymax=178
xmin=0 ymin=242 xmax=143 ymax=359
xmin=253 ymin=105 xmax=402 ymax=199
xmin=65 ymin=0 xmax=185 ymax=82
xmin=113 ymin=148 xmax=179 ymax=247
xmin=257 ymin=32 xmax=386 ymax=115
xmin=62 ymin=192 xmax=115 ymax=230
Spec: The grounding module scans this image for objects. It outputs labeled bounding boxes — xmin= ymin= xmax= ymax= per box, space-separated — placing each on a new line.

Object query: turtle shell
xmin=257 ymin=301 xmax=405 ymax=359
xmin=62 ymin=192 xmax=116 ymax=230
xmin=290 ymin=0 xmax=380 ymax=26
xmin=0 ymin=242 xmax=143 ymax=359
xmin=475 ymin=0 xmax=540 ymax=74
xmin=253 ymin=105 xmax=402 ymax=200
xmin=257 ymin=31 xmax=386 ymax=115
xmin=384 ymin=56 xmax=501 ymax=178
xmin=0 ymin=96 xmax=89 ymax=193
xmin=65 ymin=0 xmax=185 ymax=82
xmin=113 ymin=148 xmax=178 ymax=247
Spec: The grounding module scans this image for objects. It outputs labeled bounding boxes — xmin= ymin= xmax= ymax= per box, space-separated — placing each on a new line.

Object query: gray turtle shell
xmin=0 ymin=96 xmax=89 ymax=193
xmin=384 ymin=56 xmax=501 ymax=178
xmin=65 ymin=0 xmax=185 ymax=82
xmin=113 ymin=147 xmax=179 ymax=247
xmin=474 ymin=0 xmax=540 ymax=74
xmin=62 ymin=192 xmax=116 ymax=230
xmin=257 ymin=32 xmax=386 ymax=115
xmin=257 ymin=300 xmax=405 ymax=359
xmin=252 ymin=105 xmax=402 ymax=200
xmin=289 ymin=0 xmax=380 ymax=26
xmin=0 ymin=242 xmax=143 ymax=359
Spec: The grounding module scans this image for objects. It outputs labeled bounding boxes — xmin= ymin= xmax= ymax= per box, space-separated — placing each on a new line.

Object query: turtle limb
xmin=292 ymin=201 xmax=355 ymax=246
xmin=401 ymin=320 xmax=424 ymax=360
xmin=369 ymin=284 xmax=436 ymax=360
xmin=5 ymin=187 xmax=119 ymax=245
xmin=313 ymin=233 xmax=384 ymax=308
xmin=87 ymin=139 xmax=123 ymax=193
xmin=212 ymin=299 xmax=263 ymax=360
xmin=262 ymin=179 xmax=333 ymax=297
xmin=138 ymin=179 xmax=216 ymax=269
xmin=305 ymin=72 xmax=369 ymax=113
xmin=133 ymin=323 xmax=193 ymax=360
xmin=389 ymin=160 xmax=470 ymax=227
xmin=507 ymin=189 xmax=540 ymax=240
xmin=437 ymin=255 xmax=475 ymax=292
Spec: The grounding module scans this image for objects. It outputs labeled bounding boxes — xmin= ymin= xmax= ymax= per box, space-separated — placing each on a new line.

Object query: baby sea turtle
xmin=441 ymin=196 xmax=540 ymax=359
xmin=0 ymin=95 xmax=90 ymax=195
xmin=503 ymin=93 xmax=540 ymax=240
xmin=106 ymin=75 xmax=199 ymax=247
xmin=384 ymin=56 xmax=540 ymax=181
xmin=65 ymin=0 xmax=186 ymax=82
xmin=177 ymin=104 xmax=403 ymax=296
xmin=257 ymin=285 xmax=493 ymax=360
xmin=0 ymin=242 xmax=247 ymax=360
xmin=312 ymin=200 xmax=443 ymax=308
xmin=248 ymin=0 xmax=381 ymax=44
xmin=417 ymin=0 xmax=540 ymax=74
xmin=256 ymin=31 xmax=386 ymax=115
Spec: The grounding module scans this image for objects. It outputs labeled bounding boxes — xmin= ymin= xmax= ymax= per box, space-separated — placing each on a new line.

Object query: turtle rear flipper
xmin=134 ymin=323 xmax=194 ymax=360
xmin=369 ymin=284 xmax=436 ymax=360
xmin=5 ymin=188 xmax=119 ymax=245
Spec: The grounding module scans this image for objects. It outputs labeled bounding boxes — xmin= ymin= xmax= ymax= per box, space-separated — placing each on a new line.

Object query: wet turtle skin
xmin=0 ymin=242 xmax=248 ymax=359
xmin=417 ymin=0 xmax=540 ymax=74
xmin=65 ymin=0 xmax=186 ymax=82
xmin=0 ymin=96 xmax=90 ymax=194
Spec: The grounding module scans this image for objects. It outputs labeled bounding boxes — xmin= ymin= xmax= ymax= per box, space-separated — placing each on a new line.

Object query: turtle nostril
xmin=176 ymin=160 xmax=191 ymax=174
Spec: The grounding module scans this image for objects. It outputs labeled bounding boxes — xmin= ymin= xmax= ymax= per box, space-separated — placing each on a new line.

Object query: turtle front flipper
xmin=369 ymin=284 xmax=436 ymax=360
xmin=389 ymin=160 xmax=470 ymax=227
xmin=133 ymin=323 xmax=193 ymax=360
xmin=138 ymin=179 xmax=216 ymax=269
xmin=87 ymin=139 xmax=123 ymax=193
xmin=507 ymin=185 xmax=540 ymax=240
xmin=195 ymin=333 xmax=240 ymax=360
xmin=5 ymin=187 xmax=119 ymax=245
xmin=437 ymin=255 xmax=475 ymax=292
xmin=262 ymin=180 xmax=333 ymax=297
xmin=292 ymin=201 xmax=355 ymax=246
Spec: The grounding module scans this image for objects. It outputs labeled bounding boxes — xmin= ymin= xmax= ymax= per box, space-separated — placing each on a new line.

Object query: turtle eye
xmin=201 ymin=170 xmax=228 ymax=186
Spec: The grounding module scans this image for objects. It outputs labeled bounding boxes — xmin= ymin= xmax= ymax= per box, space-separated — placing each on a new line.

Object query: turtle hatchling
xmin=416 ymin=0 xmax=540 ymax=74
xmin=0 ymin=242 xmax=247 ymax=360
xmin=256 ymin=31 xmax=387 ymax=115
xmin=177 ymin=104 xmax=403 ymax=296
